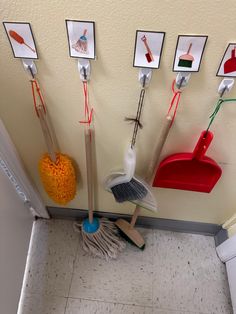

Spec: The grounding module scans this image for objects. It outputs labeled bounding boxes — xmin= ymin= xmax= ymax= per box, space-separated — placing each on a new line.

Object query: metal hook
xmin=83 ymin=67 xmax=87 ymax=81
xmin=218 ymin=78 xmax=235 ymax=98
xmin=138 ymin=68 xmax=152 ymax=87
xmin=22 ymin=59 xmax=37 ymax=79
xmin=175 ymin=72 xmax=191 ymax=90
xmin=78 ymin=59 xmax=91 ymax=81
xmin=28 ymin=65 xmax=35 ymax=79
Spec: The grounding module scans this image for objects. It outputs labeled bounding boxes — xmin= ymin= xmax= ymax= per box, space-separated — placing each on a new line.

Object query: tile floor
xmin=19 ymin=219 xmax=232 ymax=314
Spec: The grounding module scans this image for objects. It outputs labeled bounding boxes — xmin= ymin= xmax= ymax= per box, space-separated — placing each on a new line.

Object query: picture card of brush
xmin=217 ymin=44 xmax=236 ymax=77
xmin=173 ymin=35 xmax=208 ymax=72
xmin=3 ymin=22 xmax=38 ymax=59
xmin=133 ymin=30 xmax=165 ymax=69
xmin=65 ymin=20 xmax=95 ymax=59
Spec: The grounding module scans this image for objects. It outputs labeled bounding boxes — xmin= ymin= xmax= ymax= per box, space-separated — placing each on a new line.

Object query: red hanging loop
xmin=79 ymin=81 xmax=94 ymax=125
xmin=30 ymin=79 xmax=46 ymax=117
xmin=167 ymin=79 xmax=182 ymax=127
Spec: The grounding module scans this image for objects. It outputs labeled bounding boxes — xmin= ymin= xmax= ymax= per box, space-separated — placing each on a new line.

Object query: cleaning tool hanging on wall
xmin=115 ymin=74 xmax=190 ymax=249
xmin=105 ymin=69 xmax=156 ymax=208
xmin=74 ymin=59 xmax=125 ymax=260
xmin=22 ymin=60 xmax=77 ymax=205
xmin=152 ymin=73 xmax=190 ymax=189
xmin=154 ymin=78 xmax=236 ymax=193
xmin=178 ymin=43 xmax=194 ymax=68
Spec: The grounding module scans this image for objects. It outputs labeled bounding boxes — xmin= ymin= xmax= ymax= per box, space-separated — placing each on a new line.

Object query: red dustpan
xmin=153 ymin=131 xmax=222 ymax=193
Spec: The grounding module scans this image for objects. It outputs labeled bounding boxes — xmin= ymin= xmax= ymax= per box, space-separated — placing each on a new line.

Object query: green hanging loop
xmin=206 ymin=97 xmax=236 ymax=132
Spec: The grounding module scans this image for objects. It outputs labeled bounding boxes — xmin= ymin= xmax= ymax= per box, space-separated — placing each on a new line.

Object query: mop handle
xmin=85 ymin=127 xmax=94 ymax=223
xmin=31 ymin=79 xmax=57 ymax=163
xmin=80 ymin=80 xmax=94 ymax=223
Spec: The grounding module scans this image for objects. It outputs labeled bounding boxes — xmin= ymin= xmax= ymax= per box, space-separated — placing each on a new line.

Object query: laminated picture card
xmin=3 ymin=22 xmax=38 ymax=59
xmin=66 ymin=20 xmax=95 ymax=59
xmin=133 ymin=30 xmax=165 ymax=69
xmin=173 ymin=35 xmax=208 ymax=72
xmin=217 ymin=44 xmax=236 ymax=77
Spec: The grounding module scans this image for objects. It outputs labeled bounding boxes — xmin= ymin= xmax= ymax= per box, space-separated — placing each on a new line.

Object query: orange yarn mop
xmin=31 ymin=79 xmax=76 ymax=205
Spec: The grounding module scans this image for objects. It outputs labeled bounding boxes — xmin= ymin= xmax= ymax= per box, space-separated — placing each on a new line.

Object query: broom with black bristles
xmin=74 ymin=73 xmax=125 ymax=260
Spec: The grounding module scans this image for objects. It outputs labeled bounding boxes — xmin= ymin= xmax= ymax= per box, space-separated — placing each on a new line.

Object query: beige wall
xmin=1 ymin=0 xmax=236 ymax=224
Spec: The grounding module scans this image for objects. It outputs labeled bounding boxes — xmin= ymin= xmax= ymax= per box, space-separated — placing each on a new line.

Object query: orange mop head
xmin=39 ymin=153 xmax=76 ymax=205
xmin=31 ymin=79 xmax=77 ymax=205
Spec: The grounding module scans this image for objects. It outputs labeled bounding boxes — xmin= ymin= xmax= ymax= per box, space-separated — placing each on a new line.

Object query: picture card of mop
xmin=173 ymin=35 xmax=208 ymax=72
xmin=217 ymin=44 xmax=236 ymax=77
xmin=3 ymin=22 xmax=38 ymax=59
xmin=66 ymin=20 xmax=95 ymax=59
xmin=133 ymin=30 xmax=165 ymax=69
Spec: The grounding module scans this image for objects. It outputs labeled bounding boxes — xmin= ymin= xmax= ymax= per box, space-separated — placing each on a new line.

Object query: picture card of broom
xmin=178 ymin=43 xmax=194 ymax=68
xmin=25 ymin=62 xmax=77 ymax=205
xmin=74 ymin=60 xmax=125 ymax=260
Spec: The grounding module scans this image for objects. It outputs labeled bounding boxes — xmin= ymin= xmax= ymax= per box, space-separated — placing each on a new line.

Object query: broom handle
xmin=85 ymin=127 xmax=94 ymax=223
xmin=37 ymin=103 xmax=57 ymax=163
xmin=131 ymin=115 xmax=173 ymax=227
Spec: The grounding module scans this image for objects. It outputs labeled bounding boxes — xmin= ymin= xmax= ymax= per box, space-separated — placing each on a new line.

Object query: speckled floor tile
xmin=65 ymin=298 xmax=153 ymax=314
xmin=69 ymin=227 xmax=153 ymax=306
xmin=18 ymin=293 xmax=67 ymax=314
xmin=152 ymin=230 xmax=232 ymax=314
xmin=22 ymin=219 xmax=79 ymax=297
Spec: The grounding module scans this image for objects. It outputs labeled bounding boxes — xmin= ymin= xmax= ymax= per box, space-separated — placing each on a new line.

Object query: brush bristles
xmin=111 ymin=178 xmax=148 ymax=203
xmin=74 ymin=218 xmax=126 ymax=260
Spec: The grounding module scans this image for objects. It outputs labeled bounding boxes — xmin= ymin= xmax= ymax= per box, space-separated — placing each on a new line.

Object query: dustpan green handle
xmin=206 ymin=97 xmax=236 ymax=132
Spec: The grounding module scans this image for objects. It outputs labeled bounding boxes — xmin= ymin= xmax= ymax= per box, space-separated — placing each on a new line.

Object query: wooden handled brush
xmin=9 ymin=30 xmax=36 ymax=53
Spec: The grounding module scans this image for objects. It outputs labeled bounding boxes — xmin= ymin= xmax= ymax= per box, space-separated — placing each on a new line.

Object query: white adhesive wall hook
xmin=138 ymin=68 xmax=152 ymax=87
xmin=175 ymin=72 xmax=191 ymax=89
xmin=218 ymin=78 xmax=235 ymax=97
xmin=22 ymin=59 xmax=37 ymax=79
xmin=78 ymin=58 xmax=91 ymax=81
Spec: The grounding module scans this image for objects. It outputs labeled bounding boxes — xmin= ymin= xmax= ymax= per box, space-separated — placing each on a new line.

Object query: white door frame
xmin=0 ymin=119 xmax=49 ymax=219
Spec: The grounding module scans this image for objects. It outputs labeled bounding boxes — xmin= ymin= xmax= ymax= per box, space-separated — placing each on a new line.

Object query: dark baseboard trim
xmin=47 ymin=206 xmax=222 ymax=236
xmin=214 ymin=228 xmax=228 ymax=247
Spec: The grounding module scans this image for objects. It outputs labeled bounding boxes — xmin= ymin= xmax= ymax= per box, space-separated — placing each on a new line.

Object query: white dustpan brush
xmin=74 ymin=73 xmax=125 ymax=260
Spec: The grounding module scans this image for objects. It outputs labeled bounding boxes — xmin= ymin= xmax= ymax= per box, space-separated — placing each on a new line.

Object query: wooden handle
xmin=146 ymin=116 xmax=172 ymax=182
xmin=85 ymin=128 xmax=94 ymax=223
xmin=37 ymin=106 xmax=57 ymax=163
xmin=131 ymin=116 xmax=172 ymax=227
xmin=83 ymin=29 xmax=87 ymax=36
xmin=130 ymin=206 xmax=141 ymax=227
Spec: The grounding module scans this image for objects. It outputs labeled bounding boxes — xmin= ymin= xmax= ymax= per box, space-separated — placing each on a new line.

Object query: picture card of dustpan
xmin=3 ymin=22 xmax=38 ymax=59
xmin=65 ymin=20 xmax=95 ymax=59
xmin=133 ymin=30 xmax=165 ymax=69
xmin=173 ymin=35 xmax=208 ymax=72
xmin=217 ymin=44 xmax=236 ymax=77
